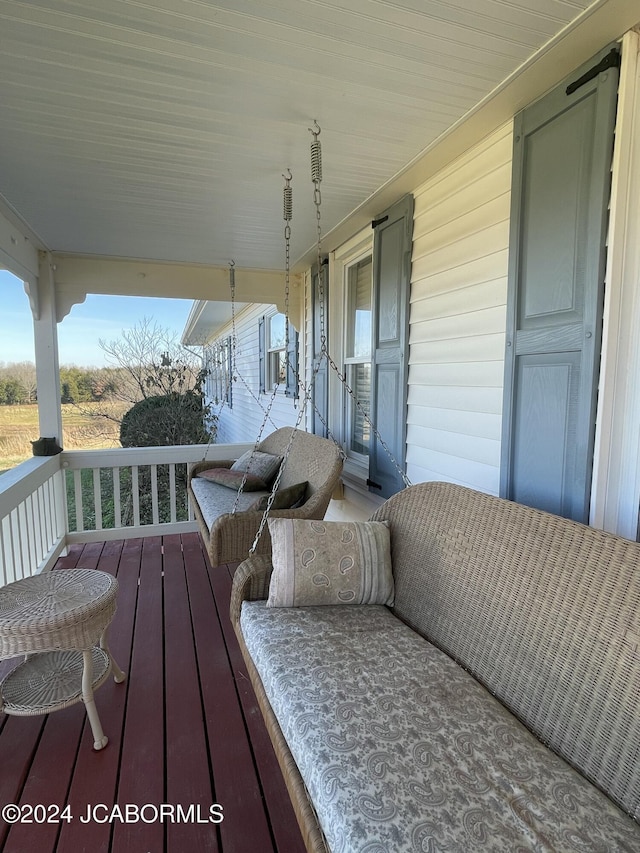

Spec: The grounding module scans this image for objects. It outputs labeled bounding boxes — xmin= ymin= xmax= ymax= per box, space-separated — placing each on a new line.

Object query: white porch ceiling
xmin=0 ymin=0 xmax=637 ymax=276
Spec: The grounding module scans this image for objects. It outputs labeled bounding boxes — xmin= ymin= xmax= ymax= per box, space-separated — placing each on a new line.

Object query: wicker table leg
xmin=100 ymin=629 xmax=127 ymax=684
xmin=81 ymin=649 xmax=109 ymax=750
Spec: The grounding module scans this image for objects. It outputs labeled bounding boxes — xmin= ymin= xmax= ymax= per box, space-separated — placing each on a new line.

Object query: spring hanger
xmin=309 ymin=120 xmax=322 ymax=184
xmin=283 ymin=169 xmax=293 ymax=222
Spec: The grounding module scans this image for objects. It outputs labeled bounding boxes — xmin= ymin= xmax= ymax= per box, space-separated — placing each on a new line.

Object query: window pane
xmin=269 ymin=313 xmax=286 ymax=349
xmin=350 ymin=363 xmax=371 ymax=455
xmin=268 ymin=350 xmax=287 ymax=387
xmin=348 ymin=258 xmax=372 ymax=359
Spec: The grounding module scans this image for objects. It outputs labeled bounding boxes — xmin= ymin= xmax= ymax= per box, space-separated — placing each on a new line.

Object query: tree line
xmin=0 ymin=362 xmax=125 ymax=405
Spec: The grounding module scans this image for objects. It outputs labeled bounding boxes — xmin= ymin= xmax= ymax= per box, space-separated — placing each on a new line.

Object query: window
xmin=258 ymin=312 xmax=299 ymax=399
xmin=267 ymin=312 xmax=287 ymax=389
xmin=331 ymin=195 xmax=414 ymax=499
xmin=205 ymin=337 xmax=232 ymax=407
xmin=345 ymin=256 xmax=372 ymax=459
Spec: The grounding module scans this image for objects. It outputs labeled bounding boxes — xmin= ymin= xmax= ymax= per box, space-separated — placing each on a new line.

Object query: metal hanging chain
xmin=249 ymin=359 xmax=320 ymax=553
xmin=235 ymin=171 xmax=295 ymax=515
xmin=283 ymin=169 xmax=295 ymax=405
xmin=307 ymin=119 xmax=411 ymax=490
xmin=201 ymin=261 xmax=238 ymax=462
xmin=309 ymin=121 xmax=327 ymax=353
xmin=323 ymin=348 xmax=412 ymax=489
xmin=249 ymin=170 xmax=305 ymax=552
xmin=229 ymin=260 xmax=238 ymax=387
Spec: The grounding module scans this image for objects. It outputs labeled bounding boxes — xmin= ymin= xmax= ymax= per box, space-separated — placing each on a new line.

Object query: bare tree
xmin=98 ymin=317 xmax=203 ymax=404
xmin=0 ymin=361 xmax=37 ymax=403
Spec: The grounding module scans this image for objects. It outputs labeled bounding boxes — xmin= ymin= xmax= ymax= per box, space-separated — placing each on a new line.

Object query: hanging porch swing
xmin=188 ymin=122 xmax=410 ymax=566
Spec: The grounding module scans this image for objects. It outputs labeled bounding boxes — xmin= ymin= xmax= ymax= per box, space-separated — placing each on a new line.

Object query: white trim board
xmin=591 ymin=29 xmax=640 ymax=539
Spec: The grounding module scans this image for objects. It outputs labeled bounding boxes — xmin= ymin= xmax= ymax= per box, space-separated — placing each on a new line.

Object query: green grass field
xmin=0 ymin=403 xmax=129 ymax=473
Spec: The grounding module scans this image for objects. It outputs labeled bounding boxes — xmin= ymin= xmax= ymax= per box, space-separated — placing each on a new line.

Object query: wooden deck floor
xmin=0 ymin=534 xmax=306 ymax=853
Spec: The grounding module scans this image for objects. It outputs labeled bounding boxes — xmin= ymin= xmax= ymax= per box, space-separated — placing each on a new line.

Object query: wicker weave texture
xmin=1 ymin=647 xmax=111 ymax=715
xmin=370 ymin=481 xmax=640 ymax=822
xmin=190 ymin=428 xmax=343 ymax=566
xmin=0 ymin=569 xmax=118 ymax=657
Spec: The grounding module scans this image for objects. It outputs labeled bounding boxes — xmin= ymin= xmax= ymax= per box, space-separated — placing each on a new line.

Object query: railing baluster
xmin=8 ymin=509 xmax=20 ymax=581
xmin=24 ymin=492 xmax=38 ymax=571
xmin=151 ymin=465 xmax=159 ymax=525
xmin=169 ymin=464 xmax=177 ymax=523
xmin=17 ymin=503 xmax=29 ymax=580
xmin=39 ymin=481 xmax=51 ymax=555
xmin=132 ymin=466 xmax=140 ymax=528
xmin=93 ymin=468 xmax=103 ymax=531
xmin=54 ymin=468 xmax=66 ymax=545
xmin=113 ymin=467 xmax=121 ymax=528
xmin=0 ymin=519 xmax=7 ymax=587
xmin=73 ymin=468 xmax=84 ymax=532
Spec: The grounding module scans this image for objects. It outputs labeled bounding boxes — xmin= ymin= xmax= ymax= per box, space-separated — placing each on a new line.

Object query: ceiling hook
xmin=308 ymin=120 xmax=321 ymax=140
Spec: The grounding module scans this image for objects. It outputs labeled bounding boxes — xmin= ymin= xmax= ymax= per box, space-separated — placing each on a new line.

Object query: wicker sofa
xmin=188 ymin=427 xmax=344 ymax=567
xmin=230 ymin=481 xmax=640 ymax=853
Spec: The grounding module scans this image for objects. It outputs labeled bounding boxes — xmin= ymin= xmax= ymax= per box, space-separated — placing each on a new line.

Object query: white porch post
xmin=33 ymin=251 xmax=63 ymax=446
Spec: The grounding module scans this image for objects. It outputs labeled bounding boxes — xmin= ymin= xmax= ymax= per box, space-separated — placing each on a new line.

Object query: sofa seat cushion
xmin=240 ymin=602 xmax=639 ymax=853
xmin=190 ymin=477 xmax=269 ymax=531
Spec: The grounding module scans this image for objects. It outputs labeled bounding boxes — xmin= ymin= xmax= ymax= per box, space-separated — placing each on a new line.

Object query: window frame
xmin=205 ymin=336 xmax=232 ymax=408
xmin=328 ymin=194 xmax=413 ymax=499
xmin=258 ymin=310 xmax=299 ymax=400
xmin=266 ymin=311 xmax=287 ymax=391
xmin=330 ymin=230 xmax=374 ymax=484
xmin=344 ymin=254 xmax=373 ymax=468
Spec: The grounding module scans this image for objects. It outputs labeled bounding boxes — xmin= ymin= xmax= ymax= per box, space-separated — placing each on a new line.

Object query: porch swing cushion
xmin=189 ymin=477 xmax=269 ymax=530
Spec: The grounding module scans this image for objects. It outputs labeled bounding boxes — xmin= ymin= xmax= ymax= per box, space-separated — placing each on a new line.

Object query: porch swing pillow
xmin=231 ymin=450 xmax=283 ymax=485
xmin=266 ymin=518 xmax=394 ymax=608
xmin=196 ymin=468 xmax=268 ymax=491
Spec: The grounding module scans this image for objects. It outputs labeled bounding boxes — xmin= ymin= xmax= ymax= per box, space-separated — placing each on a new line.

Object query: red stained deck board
xmin=0 ymin=533 xmax=306 ymax=853
xmin=163 ymin=534 xmax=219 ymax=853
xmin=207 ymin=561 xmax=307 ymax=853
xmin=53 ymin=542 xmax=85 ymax=569
xmin=0 ymin=716 xmax=45 ymax=849
xmin=111 ymin=536 xmax=164 ymax=853
xmin=56 ymin=540 xmax=138 ymax=853
xmin=181 ymin=533 xmax=276 ymax=853
xmin=3 ymin=703 xmax=86 ymax=853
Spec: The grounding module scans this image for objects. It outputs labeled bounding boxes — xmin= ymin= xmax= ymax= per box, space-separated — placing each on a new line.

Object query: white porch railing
xmin=0 ymin=442 xmax=253 ymax=587
xmin=0 ymin=455 xmax=67 ymax=586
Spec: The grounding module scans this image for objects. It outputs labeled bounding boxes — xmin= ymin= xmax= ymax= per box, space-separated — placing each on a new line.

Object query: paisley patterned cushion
xmin=266 ymin=518 xmax=393 ymax=607
xmin=241 ymin=602 xmax=640 ymax=853
xmin=230 ymin=450 xmax=282 ymax=484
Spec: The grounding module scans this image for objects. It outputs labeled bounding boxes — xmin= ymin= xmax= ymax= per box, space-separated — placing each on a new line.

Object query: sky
xmin=0 ymin=268 xmax=194 ymax=368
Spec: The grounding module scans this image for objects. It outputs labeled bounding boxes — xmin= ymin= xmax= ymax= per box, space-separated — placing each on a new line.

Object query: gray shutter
xmin=258 ymin=316 xmax=265 ymax=394
xmin=369 ymin=194 xmax=414 ymax=498
xmin=501 ymin=45 xmax=619 ymax=522
xmin=285 ymin=322 xmax=299 ymax=398
xmin=311 ymin=261 xmax=329 ymax=436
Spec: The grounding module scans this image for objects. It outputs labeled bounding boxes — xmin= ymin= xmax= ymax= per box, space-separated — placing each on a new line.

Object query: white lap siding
xmin=210 ymin=304 xmax=298 ymax=445
xmin=407 ymin=122 xmax=512 ymax=495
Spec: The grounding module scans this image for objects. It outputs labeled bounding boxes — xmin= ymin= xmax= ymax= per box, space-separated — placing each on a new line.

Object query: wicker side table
xmin=0 ymin=569 xmax=126 ymax=750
